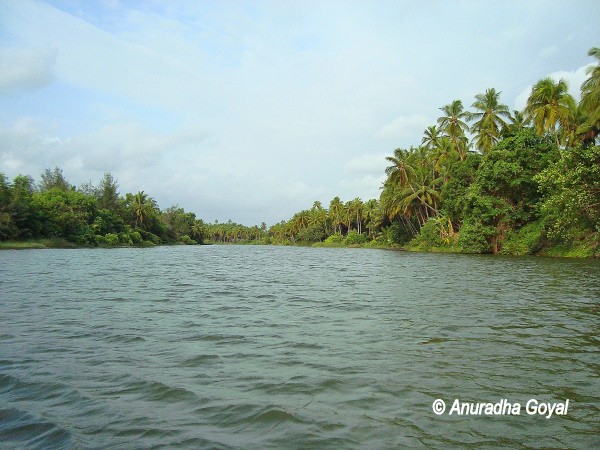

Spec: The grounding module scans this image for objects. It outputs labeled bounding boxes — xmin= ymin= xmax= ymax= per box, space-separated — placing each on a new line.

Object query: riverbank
xmin=403 ymin=234 xmax=599 ymax=258
xmin=0 ymin=239 xmax=79 ymax=250
xmin=2 ymin=236 xmax=597 ymax=258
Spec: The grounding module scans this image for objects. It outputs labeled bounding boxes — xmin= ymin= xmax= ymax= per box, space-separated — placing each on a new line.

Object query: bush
xmin=344 ymin=230 xmax=368 ymax=245
xmin=118 ymin=232 xmax=133 ymax=246
xmin=178 ymin=235 xmax=197 ymax=245
xmin=501 ymin=221 xmax=545 ymax=255
xmin=413 ymin=218 xmax=444 ymax=248
xmin=129 ymin=231 xmax=143 ymax=245
xmin=104 ymin=233 xmax=120 ymax=246
xmin=458 ymin=220 xmax=496 ymax=253
xmin=385 ymin=222 xmax=414 ymax=245
xmin=324 ymin=234 xmax=343 ymax=244
xmin=139 ymin=230 xmax=162 ymax=245
xmin=297 ymin=224 xmax=326 ymax=244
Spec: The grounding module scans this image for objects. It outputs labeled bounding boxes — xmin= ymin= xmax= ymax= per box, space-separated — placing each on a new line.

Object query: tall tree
xmin=329 ymin=196 xmax=344 ymax=235
xmin=579 ymin=47 xmax=600 ymax=145
xmin=421 ymin=125 xmax=441 ymax=150
xmin=131 ymin=191 xmax=152 ymax=230
xmin=437 ymin=100 xmax=470 ymax=158
xmin=98 ymin=172 xmax=120 ymax=211
xmin=524 ymin=77 xmax=576 ymax=148
xmin=39 ymin=167 xmax=71 ymax=192
xmin=469 ymin=88 xmax=510 ymax=153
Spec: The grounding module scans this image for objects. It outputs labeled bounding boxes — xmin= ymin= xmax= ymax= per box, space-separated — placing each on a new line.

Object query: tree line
xmin=1 ymin=47 xmax=598 ymax=254
xmin=265 ymin=47 xmax=600 ymax=255
xmin=0 ymin=168 xmax=206 ymax=246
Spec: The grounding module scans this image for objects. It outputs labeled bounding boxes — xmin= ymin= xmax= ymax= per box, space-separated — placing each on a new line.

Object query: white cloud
xmin=0 ymin=47 xmax=56 ymax=95
xmin=374 ymin=114 xmax=430 ymax=143
xmin=339 ymin=174 xmax=386 ymax=202
xmin=344 ymin=153 xmax=389 ymax=176
xmin=538 ymin=45 xmax=559 ymax=59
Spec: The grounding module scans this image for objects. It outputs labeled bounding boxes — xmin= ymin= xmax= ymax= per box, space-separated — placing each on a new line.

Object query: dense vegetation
xmin=1 ymin=47 xmax=598 ymax=256
xmin=266 ymin=47 xmax=600 ymax=256
xmin=0 ymin=169 xmax=206 ymax=247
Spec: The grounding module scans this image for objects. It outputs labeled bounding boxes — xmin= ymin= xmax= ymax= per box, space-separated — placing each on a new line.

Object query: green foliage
xmin=296 ymin=224 xmax=326 ymax=244
xmin=536 ymin=145 xmax=600 ymax=242
xmin=9 ymin=175 xmax=36 ymax=239
xmin=178 ymin=235 xmax=197 ymax=245
xmin=103 ymin=233 xmax=120 ymax=246
xmin=162 ymin=205 xmax=197 ymax=242
xmin=412 ymin=217 xmax=444 ymax=248
xmin=324 ymin=234 xmax=343 ymax=244
xmin=384 ymin=221 xmax=414 ymax=245
xmin=500 ymin=221 xmax=546 ymax=255
xmin=32 ymin=188 xmax=97 ymax=244
xmin=129 ymin=231 xmax=143 ymax=245
xmin=39 ymin=167 xmax=72 ymax=192
xmin=344 ymin=230 xmax=369 ymax=245
xmin=458 ymin=220 xmax=496 ymax=254
xmin=440 ymin=153 xmax=481 ymax=224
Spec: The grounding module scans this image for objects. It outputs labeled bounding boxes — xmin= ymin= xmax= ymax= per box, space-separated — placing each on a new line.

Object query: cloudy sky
xmin=1 ymin=1 xmax=598 ymax=225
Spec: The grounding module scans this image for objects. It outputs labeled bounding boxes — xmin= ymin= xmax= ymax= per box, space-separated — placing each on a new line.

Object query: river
xmin=0 ymin=246 xmax=598 ymax=448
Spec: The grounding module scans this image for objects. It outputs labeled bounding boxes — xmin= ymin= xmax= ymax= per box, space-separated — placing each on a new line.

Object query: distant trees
xmin=0 ymin=170 xmax=206 ymax=246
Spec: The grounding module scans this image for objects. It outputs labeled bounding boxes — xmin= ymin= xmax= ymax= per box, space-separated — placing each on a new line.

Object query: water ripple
xmin=0 ymin=246 xmax=598 ymax=448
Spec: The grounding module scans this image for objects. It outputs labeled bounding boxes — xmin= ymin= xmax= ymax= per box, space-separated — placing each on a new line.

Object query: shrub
xmin=413 ymin=218 xmax=444 ymax=248
xmin=118 ymin=232 xmax=133 ymax=246
xmin=129 ymin=231 xmax=143 ymax=245
xmin=385 ymin=222 xmax=414 ymax=245
xmin=324 ymin=234 xmax=343 ymax=244
xmin=104 ymin=233 xmax=119 ymax=246
xmin=344 ymin=230 xmax=368 ymax=245
xmin=501 ymin=221 xmax=545 ymax=255
xmin=458 ymin=220 xmax=496 ymax=253
xmin=178 ymin=235 xmax=197 ymax=245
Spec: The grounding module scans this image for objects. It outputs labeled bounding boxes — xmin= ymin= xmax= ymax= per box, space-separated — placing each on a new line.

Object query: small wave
xmin=179 ymin=354 xmax=221 ymax=367
xmin=420 ymin=337 xmax=452 ymax=345
xmin=313 ymin=377 xmax=345 ymax=393
xmin=105 ymin=335 xmax=146 ymax=343
xmin=187 ymin=333 xmax=247 ymax=344
xmin=252 ymin=381 xmax=315 ymax=396
xmin=0 ymin=373 xmax=70 ymax=402
xmin=0 ymin=408 xmax=72 ymax=449
xmin=290 ymin=342 xmax=324 ymax=350
xmin=117 ymin=379 xmax=197 ymax=403
xmin=249 ymin=406 xmax=307 ymax=425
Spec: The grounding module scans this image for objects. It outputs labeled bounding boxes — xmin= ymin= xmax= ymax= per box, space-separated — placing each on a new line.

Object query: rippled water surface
xmin=1 ymin=246 xmax=599 ymax=448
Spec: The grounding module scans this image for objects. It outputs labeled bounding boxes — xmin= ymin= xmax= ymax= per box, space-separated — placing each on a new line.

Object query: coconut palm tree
xmin=132 ymin=191 xmax=152 ymax=229
xmin=437 ymin=100 xmax=470 ymax=157
xmin=329 ymin=196 xmax=344 ymax=235
xmin=579 ymin=47 xmax=600 ymax=145
xmin=421 ymin=125 xmax=441 ymax=150
xmin=469 ymin=88 xmax=510 ymax=153
xmin=385 ymin=148 xmax=416 ymax=188
xmin=524 ymin=77 xmax=576 ymax=148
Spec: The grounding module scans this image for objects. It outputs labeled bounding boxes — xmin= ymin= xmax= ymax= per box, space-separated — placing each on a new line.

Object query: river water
xmin=0 ymin=246 xmax=598 ymax=448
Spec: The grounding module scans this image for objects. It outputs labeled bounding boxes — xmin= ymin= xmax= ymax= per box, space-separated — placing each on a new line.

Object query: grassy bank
xmin=0 ymin=238 xmax=79 ymax=250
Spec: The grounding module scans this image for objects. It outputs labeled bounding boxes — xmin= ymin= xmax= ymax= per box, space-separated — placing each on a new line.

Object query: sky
xmin=1 ymin=0 xmax=598 ymax=225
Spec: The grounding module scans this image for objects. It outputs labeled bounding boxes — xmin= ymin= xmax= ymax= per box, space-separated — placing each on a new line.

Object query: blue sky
xmin=1 ymin=0 xmax=598 ymax=225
